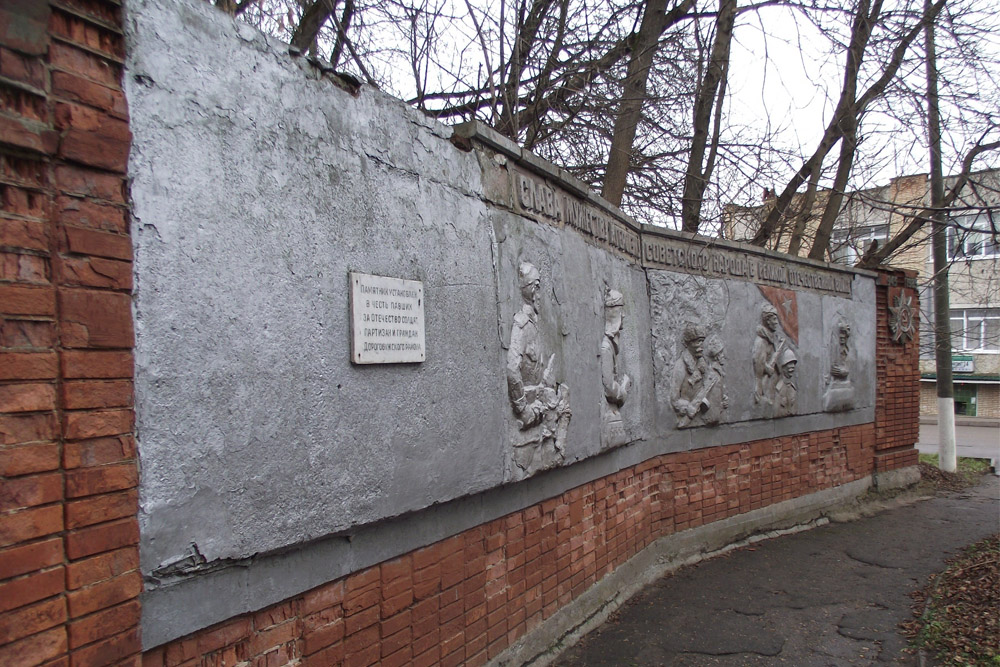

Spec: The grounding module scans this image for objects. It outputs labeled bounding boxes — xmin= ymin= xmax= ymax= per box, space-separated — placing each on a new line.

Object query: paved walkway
xmin=555 ymin=476 xmax=999 ymax=666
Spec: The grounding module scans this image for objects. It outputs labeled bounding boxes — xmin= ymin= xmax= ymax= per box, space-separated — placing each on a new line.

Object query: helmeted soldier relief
xmin=506 ymin=262 xmax=571 ymax=476
xmin=752 ymin=303 xmax=785 ymax=409
xmin=600 ymin=289 xmax=631 ymax=448
xmin=671 ymin=323 xmax=725 ymax=428
xmin=774 ymin=348 xmax=798 ymax=417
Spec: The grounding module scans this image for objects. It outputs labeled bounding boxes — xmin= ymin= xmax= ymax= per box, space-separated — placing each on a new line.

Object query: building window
xmin=948 ymin=214 xmax=999 ymax=259
xmin=949 ymin=308 xmax=1000 ymax=352
xmin=830 ymin=224 xmax=890 ymax=265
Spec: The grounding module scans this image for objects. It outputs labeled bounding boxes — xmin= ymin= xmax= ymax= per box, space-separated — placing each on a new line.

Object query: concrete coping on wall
xmin=451 ymin=119 xmax=878 ymax=284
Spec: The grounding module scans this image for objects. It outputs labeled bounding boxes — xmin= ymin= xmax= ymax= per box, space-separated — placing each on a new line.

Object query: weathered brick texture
xmin=141 ymin=423 xmax=882 ymax=667
xmin=0 ymin=1 xmax=139 ymax=665
xmin=873 ymin=269 xmax=922 ymax=472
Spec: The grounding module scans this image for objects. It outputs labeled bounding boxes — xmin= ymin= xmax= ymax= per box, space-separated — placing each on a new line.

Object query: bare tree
xmin=750 ymin=0 xmax=948 ymax=251
xmin=679 ymin=0 xmax=736 ymax=232
xmin=600 ymin=0 xmax=697 ymax=205
xmin=209 ymin=0 xmax=998 ymax=252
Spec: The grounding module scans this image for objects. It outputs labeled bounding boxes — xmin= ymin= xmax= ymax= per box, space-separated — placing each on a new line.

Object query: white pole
xmin=937 ymin=397 xmax=957 ymax=472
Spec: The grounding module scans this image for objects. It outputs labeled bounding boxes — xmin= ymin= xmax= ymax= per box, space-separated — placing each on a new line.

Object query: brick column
xmin=0 ymin=1 xmax=140 ymax=665
xmin=873 ymin=268 xmax=921 ymax=472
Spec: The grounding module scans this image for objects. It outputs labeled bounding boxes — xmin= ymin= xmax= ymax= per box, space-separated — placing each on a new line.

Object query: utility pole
xmin=925 ymin=0 xmax=956 ymax=472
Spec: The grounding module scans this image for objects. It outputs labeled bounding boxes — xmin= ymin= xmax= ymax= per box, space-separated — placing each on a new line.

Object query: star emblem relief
xmin=888 ymin=293 xmax=916 ymax=345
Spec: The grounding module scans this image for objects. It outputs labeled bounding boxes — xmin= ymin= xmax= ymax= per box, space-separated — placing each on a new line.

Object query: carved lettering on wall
xmin=642 ymin=236 xmax=854 ymax=297
xmin=506 ymin=262 xmax=571 ymax=477
xmin=600 ymin=289 xmax=631 ymax=448
xmin=512 ymin=170 xmax=641 ymax=260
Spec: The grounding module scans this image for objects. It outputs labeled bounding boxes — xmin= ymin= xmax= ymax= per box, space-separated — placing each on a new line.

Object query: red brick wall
xmin=873 ymin=269 xmax=921 ymax=472
xmin=142 ymin=424 xmax=879 ymax=667
xmin=0 ymin=1 xmax=140 ymax=666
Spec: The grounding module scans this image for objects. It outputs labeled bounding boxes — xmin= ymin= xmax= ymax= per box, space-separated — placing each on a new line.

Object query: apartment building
xmin=725 ymin=169 xmax=999 ymax=418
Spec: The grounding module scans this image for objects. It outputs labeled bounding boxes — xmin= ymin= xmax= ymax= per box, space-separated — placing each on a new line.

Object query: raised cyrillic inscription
xmin=642 ymin=236 xmax=853 ymax=296
xmin=350 ymin=272 xmax=425 ymax=364
xmin=512 ymin=170 xmax=641 ymax=260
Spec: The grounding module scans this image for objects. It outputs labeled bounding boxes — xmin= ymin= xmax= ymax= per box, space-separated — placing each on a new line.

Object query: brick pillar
xmin=0 ymin=1 xmax=140 ymax=665
xmin=873 ymin=268 xmax=921 ymax=472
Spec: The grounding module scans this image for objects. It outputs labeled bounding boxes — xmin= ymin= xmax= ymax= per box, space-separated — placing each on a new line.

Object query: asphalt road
xmin=916 ymin=423 xmax=1000 ymax=463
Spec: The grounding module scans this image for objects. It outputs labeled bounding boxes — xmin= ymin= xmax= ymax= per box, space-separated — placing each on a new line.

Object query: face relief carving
xmin=506 ymin=262 xmax=571 ymax=477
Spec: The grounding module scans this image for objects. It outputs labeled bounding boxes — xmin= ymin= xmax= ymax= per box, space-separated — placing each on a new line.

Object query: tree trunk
xmin=601 ymin=0 xmax=669 ymax=206
xmin=751 ymin=0 xmax=945 ymax=248
xmin=291 ymin=0 xmax=336 ymax=52
xmin=330 ymin=0 xmax=354 ymax=69
xmin=786 ymin=166 xmax=823 ymax=256
xmin=681 ymin=0 xmax=736 ymax=233
xmin=808 ymin=118 xmax=857 ymax=261
xmin=925 ymin=0 xmax=955 ymax=472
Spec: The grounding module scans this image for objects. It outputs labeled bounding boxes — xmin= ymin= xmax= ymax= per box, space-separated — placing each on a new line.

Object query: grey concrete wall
xmin=127 ymin=0 xmax=504 ymax=572
xmin=126 ymin=0 xmax=877 ymax=647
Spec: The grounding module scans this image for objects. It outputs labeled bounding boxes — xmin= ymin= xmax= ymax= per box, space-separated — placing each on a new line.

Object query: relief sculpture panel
xmin=752 ymin=304 xmax=785 ymax=410
xmin=651 ymin=272 xmax=873 ymax=431
xmin=824 ymin=319 xmax=855 ymax=411
xmin=774 ymin=348 xmax=798 ymax=418
xmin=506 ymin=262 xmax=572 ymax=477
xmin=600 ymin=289 xmax=631 ymax=448
xmin=750 ymin=287 xmax=801 ymax=418
xmin=670 ymin=323 xmax=728 ymax=428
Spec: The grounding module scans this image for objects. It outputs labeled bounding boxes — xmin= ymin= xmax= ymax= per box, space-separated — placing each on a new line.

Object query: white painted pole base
xmin=937 ymin=397 xmax=957 ymax=473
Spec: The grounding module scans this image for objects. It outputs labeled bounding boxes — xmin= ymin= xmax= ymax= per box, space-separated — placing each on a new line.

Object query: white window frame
xmin=947 ymin=213 xmax=1000 ymax=260
xmin=950 ymin=308 xmax=1000 ymax=353
xmin=829 ymin=223 xmax=890 ymax=265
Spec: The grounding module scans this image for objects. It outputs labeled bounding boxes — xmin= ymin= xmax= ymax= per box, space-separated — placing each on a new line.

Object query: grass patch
xmin=918 ymin=454 xmax=992 ymax=487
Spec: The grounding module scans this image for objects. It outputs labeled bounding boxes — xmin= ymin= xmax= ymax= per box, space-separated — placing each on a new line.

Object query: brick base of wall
xmin=142 ymin=422 xmax=911 ymax=667
xmin=1 ymin=1 xmax=140 ymax=666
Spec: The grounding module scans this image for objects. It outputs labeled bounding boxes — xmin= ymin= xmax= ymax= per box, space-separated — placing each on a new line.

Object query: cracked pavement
xmin=555 ymin=476 xmax=999 ymax=666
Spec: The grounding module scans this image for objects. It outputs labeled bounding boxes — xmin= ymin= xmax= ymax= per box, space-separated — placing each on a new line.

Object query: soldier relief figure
xmin=752 ymin=304 xmax=786 ymax=411
xmin=506 ymin=262 xmax=571 ymax=476
xmin=824 ymin=319 xmax=855 ymax=411
xmin=600 ymin=289 xmax=631 ymax=448
xmin=671 ymin=323 xmax=727 ymax=428
xmin=774 ymin=348 xmax=798 ymax=418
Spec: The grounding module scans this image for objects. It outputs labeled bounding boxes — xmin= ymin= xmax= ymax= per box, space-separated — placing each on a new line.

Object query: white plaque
xmin=350 ymin=272 xmax=425 ymax=364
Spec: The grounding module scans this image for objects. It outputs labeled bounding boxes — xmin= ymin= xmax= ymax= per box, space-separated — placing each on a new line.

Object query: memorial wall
xmin=126 ymin=0 xmax=885 ymax=649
